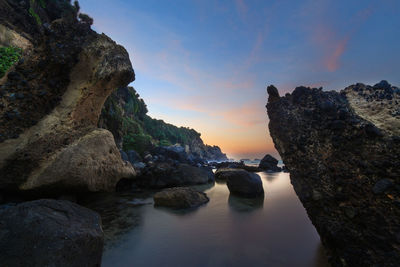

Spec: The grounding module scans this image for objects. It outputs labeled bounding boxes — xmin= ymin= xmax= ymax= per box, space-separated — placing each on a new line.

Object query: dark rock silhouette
xmin=258 ymin=154 xmax=281 ymax=172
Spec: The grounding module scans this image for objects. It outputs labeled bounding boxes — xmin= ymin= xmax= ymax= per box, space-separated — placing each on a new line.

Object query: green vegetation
xmin=38 ymin=0 xmax=46 ymax=8
xmin=0 ymin=46 xmax=22 ymax=78
xmin=101 ymin=87 xmax=203 ymax=155
xmin=29 ymin=0 xmax=42 ymax=25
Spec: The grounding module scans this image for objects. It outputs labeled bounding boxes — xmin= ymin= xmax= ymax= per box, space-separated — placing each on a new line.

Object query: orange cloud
xmin=221 ymin=101 xmax=266 ymax=127
xmin=324 ymin=37 xmax=349 ymax=72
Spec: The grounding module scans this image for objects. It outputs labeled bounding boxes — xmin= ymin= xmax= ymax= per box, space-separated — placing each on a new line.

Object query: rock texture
xmin=0 ymin=199 xmax=104 ymax=267
xmin=0 ymin=0 xmax=135 ymax=194
xmin=266 ymin=82 xmax=400 ymax=266
xmin=224 ymin=169 xmax=264 ymax=197
xmin=153 ymin=187 xmax=209 ymax=209
xmin=258 ymin=154 xmax=281 ymax=172
xmin=135 ymin=163 xmax=214 ymax=188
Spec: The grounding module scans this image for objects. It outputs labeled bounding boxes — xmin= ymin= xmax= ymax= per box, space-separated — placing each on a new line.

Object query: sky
xmin=80 ymin=0 xmax=400 ymax=160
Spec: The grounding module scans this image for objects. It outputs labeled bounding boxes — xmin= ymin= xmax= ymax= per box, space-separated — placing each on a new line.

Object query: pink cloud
xmin=324 ymin=37 xmax=349 ymax=72
xmin=222 ymin=101 xmax=266 ymax=127
xmin=307 ymin=4 xmax=375 ymax=72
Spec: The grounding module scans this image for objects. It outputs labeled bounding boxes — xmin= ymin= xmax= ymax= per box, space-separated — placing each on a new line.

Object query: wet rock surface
xmin=153 ymin=187 xmax=209 ymax=209
xmin=0 ymin=199 xmax=104 ymax=267
xmin=266 ymin=81 xmax=400 ymax=266
xmin=223 ymin=169 xmax=264 ymax=198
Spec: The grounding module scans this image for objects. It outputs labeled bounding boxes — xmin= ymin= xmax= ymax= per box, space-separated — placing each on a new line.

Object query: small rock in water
xmin=154 ymin=187 xmax=209 ymax=209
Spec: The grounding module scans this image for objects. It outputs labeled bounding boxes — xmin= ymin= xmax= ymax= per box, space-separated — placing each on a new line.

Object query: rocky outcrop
xmin=135 ymin=162 xmax=214 ymax=188
xmin=0 ymin=199 xmax=104 ymax=266
xmin=223 ymin=169 xmax=264 ymax=198
xmin=266 ymin=82 xmax=400 ymax=266
xmin=0 ymin=0 xmax=135 ymax=194
xmin=154 ymin=187 xmax=209 ymax=209
xmin=258 ymin=154 xmax=281 ymax=172
xmin=99 ymin=86 xmax=228 ymax=161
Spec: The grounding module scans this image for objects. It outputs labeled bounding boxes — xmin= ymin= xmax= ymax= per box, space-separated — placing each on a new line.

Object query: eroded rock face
xmin=0 ymin=0 xmax=135 ymax=194
xmin=154 ymin=187 xmax=209 ymax=209
xmin=266 ymin=82 xmax=400 ymax=266
xmin=0 ymin=199 xmax=104 ymax=267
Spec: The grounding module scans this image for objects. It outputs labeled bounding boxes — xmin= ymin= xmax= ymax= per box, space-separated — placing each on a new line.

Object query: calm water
xmin=86 ymin=172 xmax=329 ymax=267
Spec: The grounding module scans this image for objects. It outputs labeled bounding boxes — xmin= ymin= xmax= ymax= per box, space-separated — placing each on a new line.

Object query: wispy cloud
xmin=303 ymin=2 xmax=375 ymax=72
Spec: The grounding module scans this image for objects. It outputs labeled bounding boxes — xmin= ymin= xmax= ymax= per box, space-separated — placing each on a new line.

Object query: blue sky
xmin=80 ymin=0 xmax=400 ymax=159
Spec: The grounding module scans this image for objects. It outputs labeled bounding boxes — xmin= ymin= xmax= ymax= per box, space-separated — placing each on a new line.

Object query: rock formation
xmin=0 ymin=0 xmax=135 ymax=194
xmin=0 ymin=199 xmax=104 ymax=266
xmin=258 ymin=154 xmax=281 ymax=172
xmin=99 ymin=86 xmax=228 ymax=161
xmin=266 ymin=81 xmax=400 ymax=266
xmin=135 ymin=162 xmax=214 ymax=188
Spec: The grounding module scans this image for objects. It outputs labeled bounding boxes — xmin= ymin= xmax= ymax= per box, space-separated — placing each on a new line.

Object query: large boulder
xmin=258 ymin=154 xmax=281 ymax=172
xmin=154 ymin=187 xmax=209 ymax=209
xmin=224 ymin=169 xmax=264 ymax=197
xmin=0 ymin=199 xmax=104 ymax=266
xmin=0 ymin=0 xmax=135 ymax=194
xmin=266 ymin=82 xmax=400 ymax=266
xmin=215 ymin=168 xmax=244 ymax=180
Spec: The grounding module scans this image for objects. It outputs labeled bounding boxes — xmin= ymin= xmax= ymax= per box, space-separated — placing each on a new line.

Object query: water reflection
xmin=228 ymin=194 xmax=264 ymax=212
xmin=264 ymin=172 xmax=280 ymax=182
xmin=96 ymin=172 xmax=330 ymax=267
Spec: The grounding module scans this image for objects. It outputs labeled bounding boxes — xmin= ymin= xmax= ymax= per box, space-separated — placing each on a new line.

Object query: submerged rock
xmin=153 ymin=187 xmax=209 ymax=209
xmin=223 ymin=169 xmax=264 ymax=198
xmin=0 ymin=199 xmax=103 ymax=266
xmin=266 ymin=82 xmax=400 ymax=266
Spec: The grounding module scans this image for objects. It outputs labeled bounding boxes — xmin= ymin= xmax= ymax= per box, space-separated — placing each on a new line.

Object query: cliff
xmin=99 ymin=86 xmax=228 ymax=161
xmin=0 ymin=0 xmax=135 ymax=195
xmin=266 ymin=81 xmax=400 ymax=266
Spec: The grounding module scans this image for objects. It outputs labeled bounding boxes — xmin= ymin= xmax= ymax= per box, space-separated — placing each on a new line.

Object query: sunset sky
xmin=80 ymin=0 xmax=400 ymax=160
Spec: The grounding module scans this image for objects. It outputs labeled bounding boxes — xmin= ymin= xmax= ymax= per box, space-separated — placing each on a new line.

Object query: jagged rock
xmin=223 ymin=169 xmax=264 ymax=197
xmin=0 ymin=0 xmax=135 ymax=194
xmin=153 ymin=187 xmax=209 ymax=209
xmin=266 ymin=81 xmax=400 ymax=266
xmin=258 ymin=154 xmax=281 ymax=172
xmin=0 ymin=199 xmax=103 ymax=266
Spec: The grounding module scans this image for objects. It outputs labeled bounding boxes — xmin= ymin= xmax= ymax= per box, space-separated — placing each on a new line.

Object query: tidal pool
xmin=87 ymin=172 xmax=330 ymax=267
